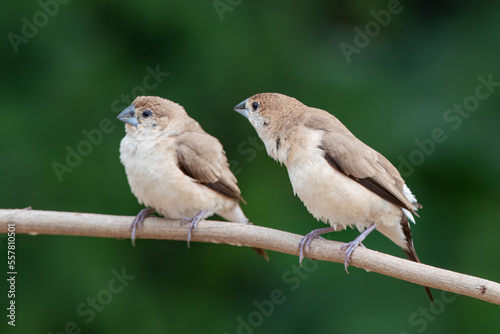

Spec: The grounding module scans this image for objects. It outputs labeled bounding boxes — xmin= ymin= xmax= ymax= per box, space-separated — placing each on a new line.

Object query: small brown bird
xmin=117 ymin=96 xmax=256 ymax=251
xmin=234 ymin=92 xmax=432 ymax=301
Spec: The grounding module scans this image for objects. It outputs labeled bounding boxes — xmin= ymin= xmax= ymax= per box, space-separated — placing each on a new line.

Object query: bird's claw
xmin=298 ymin=234 xmax=313 ymax=267
xmin=297 ymin=227 xmax=336 ymax=267
xmin=181 ymin=210 xmax=207 ymax=248
xmin=340 ymin=241 xmax=359 ymax=274
xmin=340 ymin=224 xmax=376 ymax=273
xmin=130 ymin=208 xmax=155 ymax=247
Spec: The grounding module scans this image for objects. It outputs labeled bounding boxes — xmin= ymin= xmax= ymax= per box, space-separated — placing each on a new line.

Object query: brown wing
xmin=175 ymin=132 xmax=244 ymax=203
xmin=305 ymin=109 xmax=418 ymax=214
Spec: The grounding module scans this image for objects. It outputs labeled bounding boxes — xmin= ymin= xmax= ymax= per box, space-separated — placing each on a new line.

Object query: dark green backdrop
xmin=1 ymin=0 xmax=499 ymax=333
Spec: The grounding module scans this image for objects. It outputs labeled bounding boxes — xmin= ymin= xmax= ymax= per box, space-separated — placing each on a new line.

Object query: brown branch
xmin=1 ymin=209 xmax=499 ymax=305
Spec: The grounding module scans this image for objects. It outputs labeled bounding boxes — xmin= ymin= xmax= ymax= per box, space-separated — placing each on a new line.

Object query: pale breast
xmin=119 ymin=136 xmax=227 ymax=219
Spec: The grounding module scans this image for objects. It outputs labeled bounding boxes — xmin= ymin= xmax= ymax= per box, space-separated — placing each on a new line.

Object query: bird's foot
xmin=181 ymin=210 xmax=207 ymax=248
xmin=340 ymin=241 xmax=361 ymax=274
xmin=340 ymin=223 xmax=376 ymax=274
xmin=298 ymin=227 xmax=337 ymax=266
xmin=130 ymin=208 xmax=155 ymax=247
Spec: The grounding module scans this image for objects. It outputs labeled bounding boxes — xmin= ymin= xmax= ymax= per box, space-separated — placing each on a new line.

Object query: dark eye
xmin=142 ymin=110 xmax=153 ymax=118
xmin=252 ymin=101 xmax=259 ymax=111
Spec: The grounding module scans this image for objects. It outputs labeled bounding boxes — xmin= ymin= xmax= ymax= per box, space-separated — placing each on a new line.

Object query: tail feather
xmin=217 ymin=205 xmax=249 ymax=224
xmin=218 ymin=205 xmax=269 ymax=261
xmin=401 ymin=215 xmax=434 ymax=303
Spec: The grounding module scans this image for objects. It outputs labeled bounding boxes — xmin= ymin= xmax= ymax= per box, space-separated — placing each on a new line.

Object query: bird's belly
xmin=128 ymin=165 xmax=202 ymax=218
xmin=287 ymin=155 xmax=401 ymax=231
xmin=120 ymin=142 xmax=225 ymax=219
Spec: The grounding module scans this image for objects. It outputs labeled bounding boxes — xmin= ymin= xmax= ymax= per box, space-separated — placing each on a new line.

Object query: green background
xmin=1 ymin=0 xmax=499 ymax=333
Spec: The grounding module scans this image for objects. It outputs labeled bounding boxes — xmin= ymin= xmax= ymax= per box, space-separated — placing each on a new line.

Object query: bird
xmin=234 ymin=92 xmax=432 ymax=301
xmin=117 ymin=96 xmax=266 ymax=258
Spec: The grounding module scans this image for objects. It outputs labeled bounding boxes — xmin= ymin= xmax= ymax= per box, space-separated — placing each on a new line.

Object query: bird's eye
xmin=142 ymin=110 xmax=153 ymax=118
xmin=252 ymin=101 xmax=259 ymax=111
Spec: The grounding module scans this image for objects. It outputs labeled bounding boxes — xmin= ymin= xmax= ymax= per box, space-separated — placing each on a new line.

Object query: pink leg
xmin=130 ymin=208 xmax=156 ymax=247
xmin=298 ymin=227 xmax=338 ymax=266
xmin=181 ymin=210 xmax=207 ymax=248
xmin=341 ymin=223 xmax=376 ymax=273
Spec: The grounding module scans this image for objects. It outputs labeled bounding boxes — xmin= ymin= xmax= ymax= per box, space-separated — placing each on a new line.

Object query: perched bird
xmin=234 ymin=92 xmax=432 ymax=301
xmin=117 ymin=96 xmax=264 ymax=257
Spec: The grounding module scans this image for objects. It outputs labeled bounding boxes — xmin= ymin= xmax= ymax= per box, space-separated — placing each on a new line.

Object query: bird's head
xmin=234 ymin=92 xmax=304 ymax=137
xmin=117 ymin=96 xmax=187 ymax=137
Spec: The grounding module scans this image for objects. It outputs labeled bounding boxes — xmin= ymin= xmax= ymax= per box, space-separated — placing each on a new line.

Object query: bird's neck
xmin=260 ymin=129 xmax=291 ymax=165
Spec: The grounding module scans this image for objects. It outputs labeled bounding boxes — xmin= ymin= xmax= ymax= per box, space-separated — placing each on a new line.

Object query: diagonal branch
xmin=1 ymin=209 xmax=499 ymax=305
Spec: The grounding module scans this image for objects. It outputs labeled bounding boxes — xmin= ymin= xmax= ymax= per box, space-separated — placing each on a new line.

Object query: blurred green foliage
xmin=1 ymin=0 xmax=499 ymax=333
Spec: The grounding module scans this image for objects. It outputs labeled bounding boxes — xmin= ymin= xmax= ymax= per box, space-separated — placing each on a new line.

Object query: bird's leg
xmin=181 ymin=210 xmax=207 ymax=248
xmin=341 ymin=223 xmax=376 ymax=273
xmin=130 ymin=208 xmax=156 ymax=247
xmin=298 ymin=227 xmax=340 ymax=266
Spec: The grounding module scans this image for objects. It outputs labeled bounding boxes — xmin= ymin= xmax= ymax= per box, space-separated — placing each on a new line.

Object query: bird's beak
xmin=117 ymin=105 xmax=138 ymax=127
xmin=233 ymin=99 xmax=249 ymax=119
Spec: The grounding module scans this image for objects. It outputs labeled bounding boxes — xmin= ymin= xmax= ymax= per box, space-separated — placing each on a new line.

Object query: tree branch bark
xmin=1 ymin=209 xmax=499 ymax=305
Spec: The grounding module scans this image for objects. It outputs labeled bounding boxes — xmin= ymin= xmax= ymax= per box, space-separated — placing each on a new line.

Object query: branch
xmin=1 ymin=209 xmax=499 ymax=305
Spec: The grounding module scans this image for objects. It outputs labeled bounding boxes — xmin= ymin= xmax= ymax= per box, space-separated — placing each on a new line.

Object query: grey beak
xmin=117 ymin=105 xmax=138 ymax=127
xmin=233 ymin=99 xmax=249 ymax=119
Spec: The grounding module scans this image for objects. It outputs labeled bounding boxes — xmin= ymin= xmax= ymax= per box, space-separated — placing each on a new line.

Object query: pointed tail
xmin=401 ymin=215 xmax=434 ymax=303
xmin=218 ymin=205 xmax=269 ymax=261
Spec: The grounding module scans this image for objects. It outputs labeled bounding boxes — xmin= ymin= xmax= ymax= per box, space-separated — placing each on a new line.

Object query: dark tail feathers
xmin=401 ymin=215 xmax=434 ymax=303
